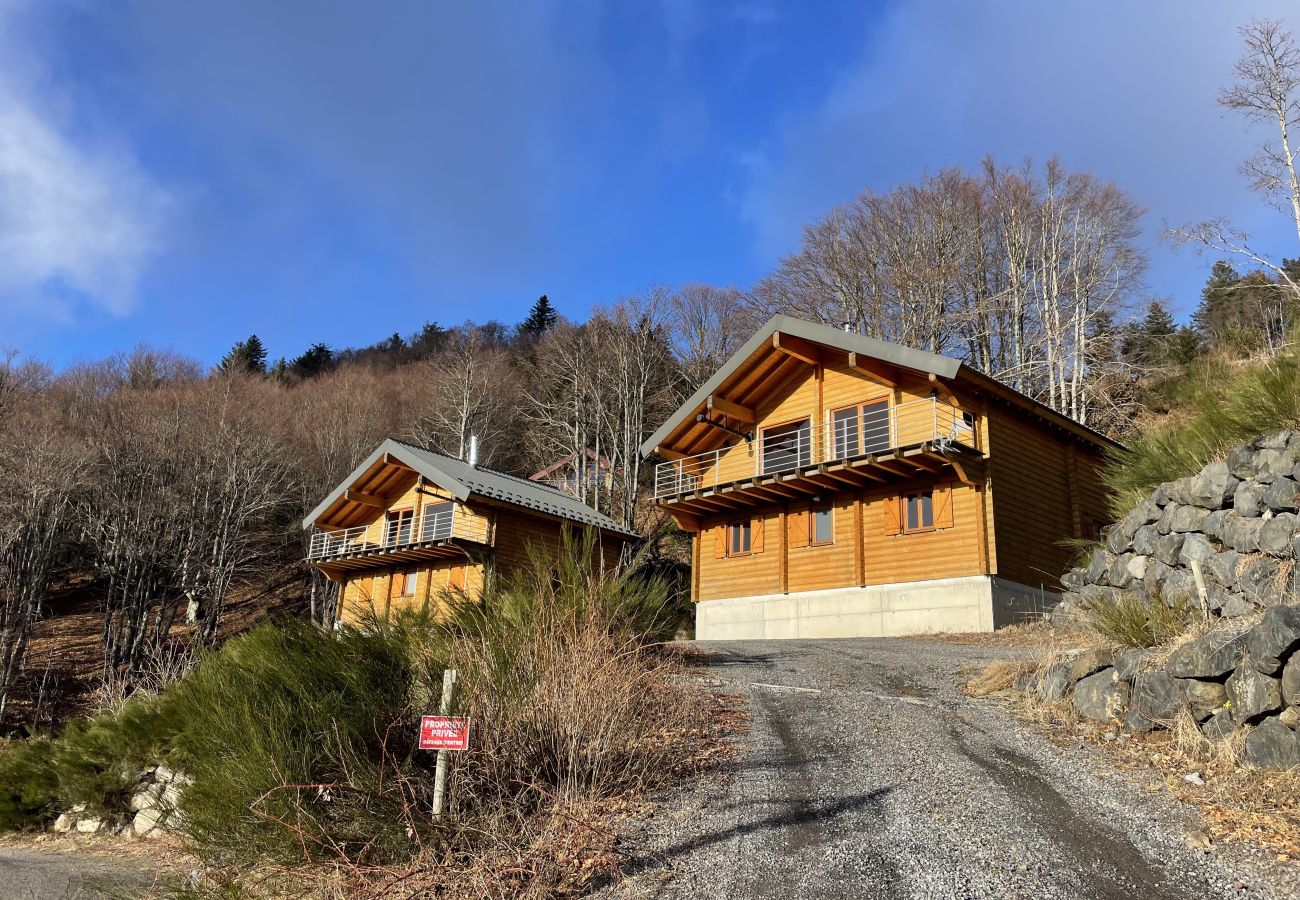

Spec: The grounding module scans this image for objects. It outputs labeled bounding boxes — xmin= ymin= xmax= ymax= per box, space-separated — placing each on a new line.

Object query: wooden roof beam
xmin=344 ymin=489 xmax=386 ymax=509
xmin=772 ymin=332 xmax=821 ymax=366
xmin=707 ymin=394 xmax=756 ymax=425
xmin=848 ymin=352 xmax=897 ymax=388
xmin=928 ymin=373 xmax=960 ymax=408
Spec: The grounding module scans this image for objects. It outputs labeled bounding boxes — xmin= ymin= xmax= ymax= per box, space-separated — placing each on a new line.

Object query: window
xmin=832 ymin=407 xmax=859 ymax=459
xmin=906 ymin=492 xmax=934 ymax=532
xmin=762 ymin=419 xmax=811 ymax=473
xmin=810 ymin=507 xmax=833 ymax=545
xmin=831 ymin=400 xmax=890 ymax=459
xmin=421 ymin=501 xmax=454 ymax=541
xmin=728 ymin=520 xmax=752 ymax=556
xmin=399 ymin=570 xmax=418 ymax=597
xmin=385 ymin=508 xmax=414 ymax=545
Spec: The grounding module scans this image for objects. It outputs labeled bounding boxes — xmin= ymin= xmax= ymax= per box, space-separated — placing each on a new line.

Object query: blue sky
xmin=0 ymin=0 xmax=1297 ymax=368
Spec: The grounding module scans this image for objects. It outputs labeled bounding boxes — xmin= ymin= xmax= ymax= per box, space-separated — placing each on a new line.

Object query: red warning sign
xmin=419 ymin=715 xmax=470 ymax=751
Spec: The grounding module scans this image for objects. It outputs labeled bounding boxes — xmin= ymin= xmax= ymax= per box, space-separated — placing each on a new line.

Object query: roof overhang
xmin=640 ymin=314 xmax=1122 ymax=459
xmin=302 ymin=439 xmax=470 ymax=531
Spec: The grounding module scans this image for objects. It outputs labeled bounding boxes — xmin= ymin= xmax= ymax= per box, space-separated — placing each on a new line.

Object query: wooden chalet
xmin=642 ymin=315 xmax=1120 ymax=640
xmin=303 ymin=439 xmax=636 ymax=625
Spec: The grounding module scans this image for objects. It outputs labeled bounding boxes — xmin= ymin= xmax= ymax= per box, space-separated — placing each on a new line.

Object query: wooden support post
xmin=778 ymin=507 xmax=789 ymax=594
xmin=853 ymin=495 xmax=865 ymax=586
xmin=432 ymin=668 xmax=458 ymax=820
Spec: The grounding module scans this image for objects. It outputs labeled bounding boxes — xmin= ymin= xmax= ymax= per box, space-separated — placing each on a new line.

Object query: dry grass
xmin=924 ymin=620 xmax=1090 ymax=649
xmin=962 ymin=659 xmax=1034 ymax=697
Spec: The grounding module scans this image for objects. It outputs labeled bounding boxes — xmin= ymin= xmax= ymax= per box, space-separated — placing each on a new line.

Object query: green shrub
xmin=0 ymin=739 xmax=59 ymax=830
xmin=1106 ymin=349 xmax=1300 ymax=517
xmin=1082 ymin=591 xmax=1194 ymax=648
xmin=168 ymin=618 xmax=432 ymax=866
xmin=50 ymin=695 xmax=182 ymax=821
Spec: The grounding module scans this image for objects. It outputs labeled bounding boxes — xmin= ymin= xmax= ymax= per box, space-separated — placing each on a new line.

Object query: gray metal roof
xmin=303 ymin=438 xmax=637 ymax=537
xmin=640 ymin=315 xmax=962 ymax=457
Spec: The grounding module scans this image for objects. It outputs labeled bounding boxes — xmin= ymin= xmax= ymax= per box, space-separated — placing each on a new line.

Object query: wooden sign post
xmin=423 ymin=669 xmax=469 ymax=821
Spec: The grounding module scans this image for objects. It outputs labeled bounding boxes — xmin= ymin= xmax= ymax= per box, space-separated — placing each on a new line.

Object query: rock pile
xmin=51 ymin=763 xmax=188 ymax=839
xmin=1026 ymin=604 xmax=1300 ymax=769
xmin=1059 ymin=431 xmax=1300 ymax=621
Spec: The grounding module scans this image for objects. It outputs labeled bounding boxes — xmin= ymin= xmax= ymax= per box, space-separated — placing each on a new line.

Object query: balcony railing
xmin=307 ymin=504 xmax=455 ymax=560
xmin=653 ymin=397 xmax=974 ymax=499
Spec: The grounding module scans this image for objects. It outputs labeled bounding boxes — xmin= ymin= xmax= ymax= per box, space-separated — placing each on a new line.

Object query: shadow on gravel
xmin=957 ymin=738 xmax=1188 ymax=900
xmin=613 ymin=787 xmax=895 ymax=882
xmin=691 ymin=648 xmax=782 ymax=671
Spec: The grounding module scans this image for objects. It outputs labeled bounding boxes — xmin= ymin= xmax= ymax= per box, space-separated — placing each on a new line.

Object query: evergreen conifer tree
xmin=520 ymin=295 xmax=559 ymax=339
xmin=217 ymin=335 xmax=268 ymax=375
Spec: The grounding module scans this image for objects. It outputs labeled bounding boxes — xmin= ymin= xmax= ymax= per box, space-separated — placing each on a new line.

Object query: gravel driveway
xmin=0 ymin=847 xmax=156 ymax=899
xmin=604 ymin=638 xmax=1298 ymax=900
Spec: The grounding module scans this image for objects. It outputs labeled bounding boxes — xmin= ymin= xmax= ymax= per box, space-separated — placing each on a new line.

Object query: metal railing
xmin=652 ymin=397 xmax=975 ymax=498
xmin=307 ymin=504 xmax=455 ymax=560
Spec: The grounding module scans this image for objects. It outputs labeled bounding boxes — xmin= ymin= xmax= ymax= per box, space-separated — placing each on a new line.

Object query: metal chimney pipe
xmin=468 ymin=434 xmax=478 ymax=467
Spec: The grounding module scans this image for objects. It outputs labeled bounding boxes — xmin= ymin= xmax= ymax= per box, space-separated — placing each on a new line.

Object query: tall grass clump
xmin=1081 ymin=590 xmax=1194 ymax=648
xmin=1106 ymin=348 xmax=1300 ymax=516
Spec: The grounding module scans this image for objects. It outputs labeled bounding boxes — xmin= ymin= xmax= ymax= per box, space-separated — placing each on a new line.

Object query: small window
xmin=728 ymin=520 xmax=752 ymax=556
xmin=386 ymin=508 xmax=414 ymax=545
xmin=905 ymin=492 xmax=934 ymax=533
xmin=810 ymin=507 xmax=833 ymax=545
xmin=832 ymin=408 xmax=860 ymax=459
xmin=861 ymin=400 xmax=890 ymax=454
xmin=831 ymin=400 xmax=890 ymax=459
xmin=399 ymin=570 xmax=418 ymax=597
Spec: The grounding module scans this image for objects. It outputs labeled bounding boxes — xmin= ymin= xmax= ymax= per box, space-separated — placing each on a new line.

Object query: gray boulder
xmin=1221 ymin=592 xmax=1257 ymax=618
xmin=1283 ymin=654 xmax=1300 ymax=707
xmin=1264 ymin=477 xmax=1300 ymax=511
xmin=1124 ymin=672 xmax=1183 ymax=733
xmin=1245 ymin=605 xmax=1300 ymax=675
xmin=1074 ymin=668 xmax=1130 ymax=722
xmin=1242 ymin=717 xmax=1300 ymax=770
xmin=1256 ymin=449 xmax=1290 ymax=483
xmin=1113 ymin=648 xmax=1149 ymax=680
xmin=1132 ymin=524 xmax=1159 ymax=556
xmin=1227 ymin=665 xmax=1282 ymax=725
xmin=1178 ymin=678 xmax=1228 ymax=721
xmin=1239 ymin=557 xmax=1282 ymax=602
xmin=1119 ymin=500 xmax=1159 ymax=540
xmin=1205 ymin=549 xmax=1243 ymax=589
xmin=1166 ymin=632 xmax=1247 ymax=678
xmin=1227 ymin=445 xmax=1260 ymax=480
xmin=1234 ymin=482 xmax=1266 ymax=517
xmin=1201 ymin=709 xmax=1237 ymax=742
xmin=1223 ymin=515 xmax=1265 ymax=553
xmin=1154 ymin=533 xmax=1185 ymax=566
xmin=1126 ymin=554 xmax=1149 ymax=582
xmin=1178 ymin=533 xmax=1217 ymax=568
xmin=1143 ymin=559 xmax=1172 ymax=597
xmin=1061 ymin=568 xmax=1084 ymax=591
xmin=1164 ymin=478 xmax=1193 ymax=506
xmin=1258 ymin=431 xmax=1292 ymax=450
xmin=1258 ymin=512 xmax=1298 ymax=556
xmin=1037 ymin=648 xmax=1114 ymax=702
xmin=1161 ymin=570 xmax=1197 ymax=606
xmin=1105 ymin=524 xmax=1129 ymax=555
xmin=1201 ymin=509 xmax=1231 ymax=543
xmin=1171 ymin=505 xmax=1209 ymax=533
xmin=1085 ymin=549 xmax=1109 ymax=584
xmin=1107 ymin=553 xmax=1134 ymax=588
xmin=1187 ymin=462 xmax=1238 ymax=509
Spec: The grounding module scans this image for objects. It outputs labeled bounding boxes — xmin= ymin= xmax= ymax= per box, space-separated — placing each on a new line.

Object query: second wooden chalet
xmin=642 ymin=315 xmax=1120 ymax=640
xmin=303 ymin=439 xmax=637 ymax=625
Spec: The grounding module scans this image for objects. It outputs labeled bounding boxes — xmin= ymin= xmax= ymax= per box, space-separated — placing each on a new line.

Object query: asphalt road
xmin=605 ymin=638 xmax=1298 ymax=900
xmin=0 ymin=847 xmax=155 ymax=900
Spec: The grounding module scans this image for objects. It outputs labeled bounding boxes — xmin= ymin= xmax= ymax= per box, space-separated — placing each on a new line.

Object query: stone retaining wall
xmin=51 ymin=763 xmax=187 ymax=839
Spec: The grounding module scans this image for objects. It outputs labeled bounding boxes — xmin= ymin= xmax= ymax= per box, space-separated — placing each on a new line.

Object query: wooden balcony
xmin=307 ymin=504 xmax=478 ymax=572
xmin=652 ymin=397 xmax=984 ymax=514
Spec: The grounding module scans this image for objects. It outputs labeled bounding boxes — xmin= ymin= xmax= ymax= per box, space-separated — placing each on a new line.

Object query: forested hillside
xmin=4 ymin=18 xmax=1300 ymax=735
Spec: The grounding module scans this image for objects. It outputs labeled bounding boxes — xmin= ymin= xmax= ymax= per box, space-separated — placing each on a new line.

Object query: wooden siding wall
xmin=695 ymin=481 xmax=989 ymax=602
xmin=339 ymin=560 xmax=486 ymax=625
xmin=352 ymin=476 xmax=491 ymax=545
xmin=985 ymin=406 xmax=1109 ymax=590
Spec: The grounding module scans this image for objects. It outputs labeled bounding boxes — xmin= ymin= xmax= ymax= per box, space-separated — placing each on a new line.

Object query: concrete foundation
xmin=694 ymin=576 xmax=1061 ymax=641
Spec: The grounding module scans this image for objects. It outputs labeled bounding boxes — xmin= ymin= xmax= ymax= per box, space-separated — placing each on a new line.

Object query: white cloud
xmin=0 ymin=3 xmax=170 ymax=321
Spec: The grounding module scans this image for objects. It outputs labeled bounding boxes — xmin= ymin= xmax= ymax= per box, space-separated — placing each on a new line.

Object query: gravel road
xmin=604 ymin=638 xmax=1299 ymax=900
xmin=0 ymin=847 xmax=157 ymax=899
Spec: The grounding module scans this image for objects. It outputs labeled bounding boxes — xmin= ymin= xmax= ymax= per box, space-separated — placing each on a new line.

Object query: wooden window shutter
xmin=752 ymin=516 xmax=765 ymax=553
xmin=787 ymin=508 xmax=808 ymax=549
xmin=715 ymin=524 xmax=727 ymax=559
xmin=883 ymin=495 xmax=903 ymax=536
xmin=935 ymin=485 xmax=955 ymax=529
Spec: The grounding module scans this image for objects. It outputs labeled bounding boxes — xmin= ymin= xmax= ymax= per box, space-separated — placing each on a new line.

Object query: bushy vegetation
xmin=1104 ymin=345 xmax=1300 ymax=517
xmin=0 ymin=540 xmax=709 ymax=895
